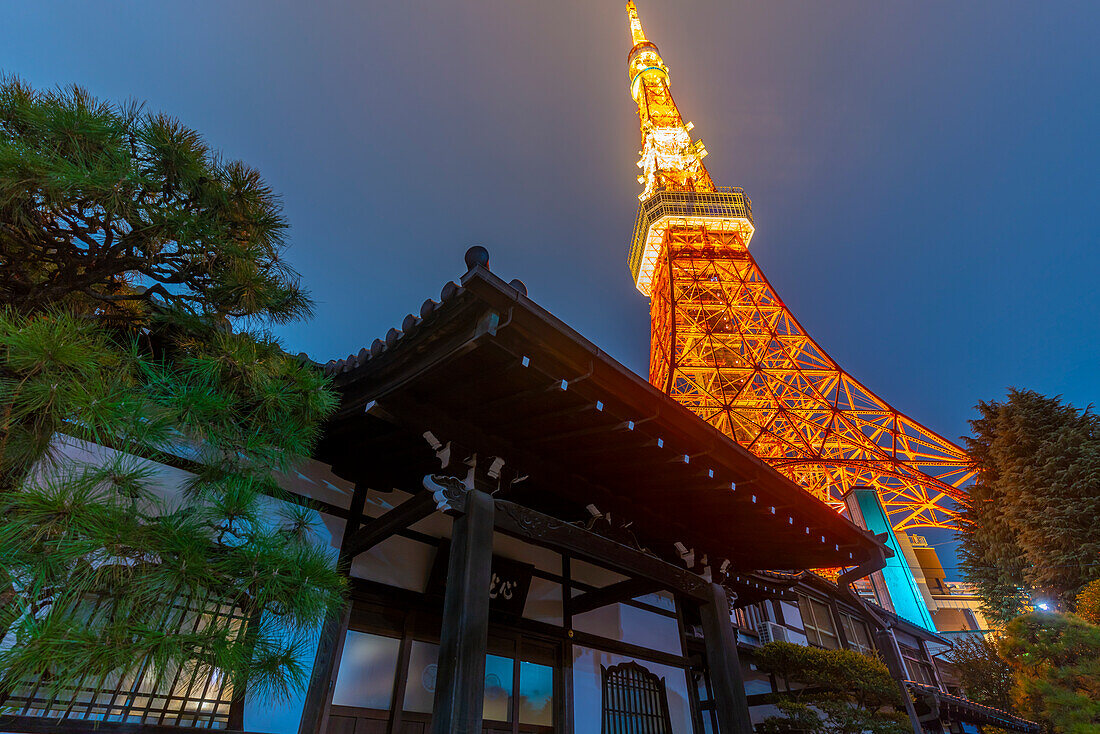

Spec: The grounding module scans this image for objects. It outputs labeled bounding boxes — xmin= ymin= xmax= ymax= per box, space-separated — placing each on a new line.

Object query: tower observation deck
xmin=624 ymin=1 xmax=972 ymax=531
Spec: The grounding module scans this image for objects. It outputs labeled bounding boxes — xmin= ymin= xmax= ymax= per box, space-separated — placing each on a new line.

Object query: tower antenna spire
xmin=626 ymin=1 xmax=648 ymax=46
xmin=624 ymin=1 xmax=973 ymax=532
xmin=625 ymin=1 xmax=715 ymax=206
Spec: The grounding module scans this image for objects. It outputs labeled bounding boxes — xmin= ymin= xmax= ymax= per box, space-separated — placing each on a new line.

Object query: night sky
xmin=6 ymin=1 xmax=1099 ymax=573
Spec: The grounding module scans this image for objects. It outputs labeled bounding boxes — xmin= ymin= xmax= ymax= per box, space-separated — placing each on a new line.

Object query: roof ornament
xmin=464 ymin=245 xmax=490 ymax=271
xmin=423 ymin=474 xmax=467 ymax=512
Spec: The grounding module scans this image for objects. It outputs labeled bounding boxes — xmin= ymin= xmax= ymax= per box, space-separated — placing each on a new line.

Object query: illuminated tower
xmin=624 ymin=2 xmax=971 ymax=531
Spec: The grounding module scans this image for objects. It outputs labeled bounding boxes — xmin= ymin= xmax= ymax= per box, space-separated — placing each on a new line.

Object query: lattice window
xmin=899 ymin=644 xmax=937 ymax=688
xmin=2 ymin=592 xmax=246 ymax=728
xmin=840 ymin=612 xmax=874 ymax=656
xmin=601 ymin=661 xmax=673 ymax=734
xmin=796 ymin=594 xmax=840 ymax=650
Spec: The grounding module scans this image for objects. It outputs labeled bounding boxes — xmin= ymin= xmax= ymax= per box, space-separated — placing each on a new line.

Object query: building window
xmin=601 ymin=661 xmax=673 ymax=734
xmin=839 ymin=613 xmax=873 ymax=655
xmin=3 ymin=593 xmax=244 ymax=728
xmin=519 ymin=660 xmax=554 ymax=726
xmin=899 ymin=644 xmax=937 ymax=687
xmin=797 ymin=595 xmax=840 ymax=649
xmin=332 ymin=631 xmax=402 ymax=709
xmin=400 ymin=641 xmax=516 ymax=723
xmin=401 ymin=640 xmax=440 ymax=714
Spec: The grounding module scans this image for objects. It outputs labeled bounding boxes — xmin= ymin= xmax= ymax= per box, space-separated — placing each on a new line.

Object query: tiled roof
xmin=906 ymin=681 xmax=1040 ymax=733
xmin=314 ymin=251 xmax=892 ymax=572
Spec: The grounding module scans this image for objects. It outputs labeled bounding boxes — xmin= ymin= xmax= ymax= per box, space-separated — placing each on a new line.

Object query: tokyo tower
xmin=623 ymin=2 xmax=972 ymax=531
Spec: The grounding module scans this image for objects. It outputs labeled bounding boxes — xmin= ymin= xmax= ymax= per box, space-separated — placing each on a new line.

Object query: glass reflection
xmin=331 ymin=631 xmax=401 ymax=709
xmin=401 ymin=642 xmax=517 ymax=722
xmin=483 ymin=654 xmax=514 ymax=722
xmin=519 ymin=661 xmax=553 ymax=725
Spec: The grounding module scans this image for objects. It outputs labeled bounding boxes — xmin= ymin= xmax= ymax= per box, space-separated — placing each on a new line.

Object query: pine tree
xmin=998 ymin=613 xmax=1100 ymax=733
xmin=0 ymin=77 xmax=345 ymax=718
xmin=0 ymin=76 xmax=309 ymax=325
xmin=959 ymin=389 xmax=1100 ymax=622
xmin=753 ymin=642 xmax=910 ymax=734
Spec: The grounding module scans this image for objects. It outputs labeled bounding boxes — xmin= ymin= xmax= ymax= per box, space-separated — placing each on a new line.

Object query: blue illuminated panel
xmin=847 ymin=488 xmax=936 ymax=631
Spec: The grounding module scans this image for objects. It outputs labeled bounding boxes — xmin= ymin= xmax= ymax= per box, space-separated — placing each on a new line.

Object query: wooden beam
xmin=447 ymin=380 xmax=557 ymax=417
xmin=426 ymin=475 xmax=709 ymax=603
xmin=491 ymin=497 xmax=709 ymax=602
xmin=569 ymin=578 xmax=662 ymax=616
xmin=372 ymin=391 xmax=701 ymax=572
xmin=520 ymin=419 xmax=623 ymax=446
xmin=343 ymin=490 xmax=438 ymax=558
xmin=492 ymin=398 xmax=601 ymax=431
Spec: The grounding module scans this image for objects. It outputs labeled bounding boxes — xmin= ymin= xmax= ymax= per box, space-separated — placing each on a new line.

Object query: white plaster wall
xmin=275 ymin=457 xmax=355 ymax=512
xmin=522 ymin=578 xmax=563 ymax=625
xmin=571 ymin=602 xmax=683 ymax=656
xmin=570 ymin=558 xmax=630 ymax=588
xmin=571 ymin=646 xmax=692 ymax=734
xmin=493 ymin=532 xmax=562 ymax=576
xmin=349 ymin=534 xmax=438 ymax=593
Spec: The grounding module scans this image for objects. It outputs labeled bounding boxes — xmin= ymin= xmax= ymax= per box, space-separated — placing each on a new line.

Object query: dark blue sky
xmin=5 ymin=1 xmax=1099 ymax=570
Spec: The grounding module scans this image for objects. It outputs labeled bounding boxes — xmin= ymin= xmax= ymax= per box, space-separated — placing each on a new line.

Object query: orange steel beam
xmin=625 ymin=2 xmax=971 ymax=531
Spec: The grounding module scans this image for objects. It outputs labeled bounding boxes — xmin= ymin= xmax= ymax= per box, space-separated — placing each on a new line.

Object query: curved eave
xmin=322 ymin=265 xmax=888 ymax=573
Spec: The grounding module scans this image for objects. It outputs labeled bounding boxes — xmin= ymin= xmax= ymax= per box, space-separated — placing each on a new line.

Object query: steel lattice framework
xmin=624 ymin=2 xmax=972 ymax=530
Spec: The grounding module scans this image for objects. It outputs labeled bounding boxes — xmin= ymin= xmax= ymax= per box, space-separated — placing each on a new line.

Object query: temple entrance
xmin=325 ymin=603 xmax=560 ymax=734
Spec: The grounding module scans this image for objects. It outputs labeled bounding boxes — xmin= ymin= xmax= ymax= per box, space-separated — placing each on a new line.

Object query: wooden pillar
xmin=560 ymin=555 xmax=574 ymax=734
xmin=874 ymin=629 xmax=924 ymax=734
xmin=298 ymin=485 xmax=367 ymax=734
xmin=298 ymin=606 xmax=353 ymax=734
xmin=699 ymin=583 xmax=753 ymax=734
xmin=430 ymin=488 xmax=495 ymax=734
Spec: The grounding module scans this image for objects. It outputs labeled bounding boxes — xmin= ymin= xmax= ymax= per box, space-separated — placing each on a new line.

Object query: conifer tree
xmin=1076 ymin=579 xmax=1100 ymax=626
xmin=0 ymin=76 xmax=309 ymax=325
xmin=998 ymin=613 xmax=1100 ymax=732
xmin=0 ymin=77 xmax=344 ymax=718
xmin=753 ymin=642 xmax=909 ymax=734
xmin=959 ymin=389 xmax=1100 ymax=622
xmin=944 ymin=633 xmax=1014 ymax=713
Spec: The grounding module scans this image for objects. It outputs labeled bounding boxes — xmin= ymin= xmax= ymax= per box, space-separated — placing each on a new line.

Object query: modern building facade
xmin=907 ymin=535 xmax=991 ymax=636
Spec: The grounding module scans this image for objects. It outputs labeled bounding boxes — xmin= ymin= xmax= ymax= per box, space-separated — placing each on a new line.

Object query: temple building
xmin=302 ymin=250 xmax=890 ymax=734
xmin=297 ymin=251 xmax=1037 ymax=734
xmin=1 ymin=251 xmax=1038 ymax=734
